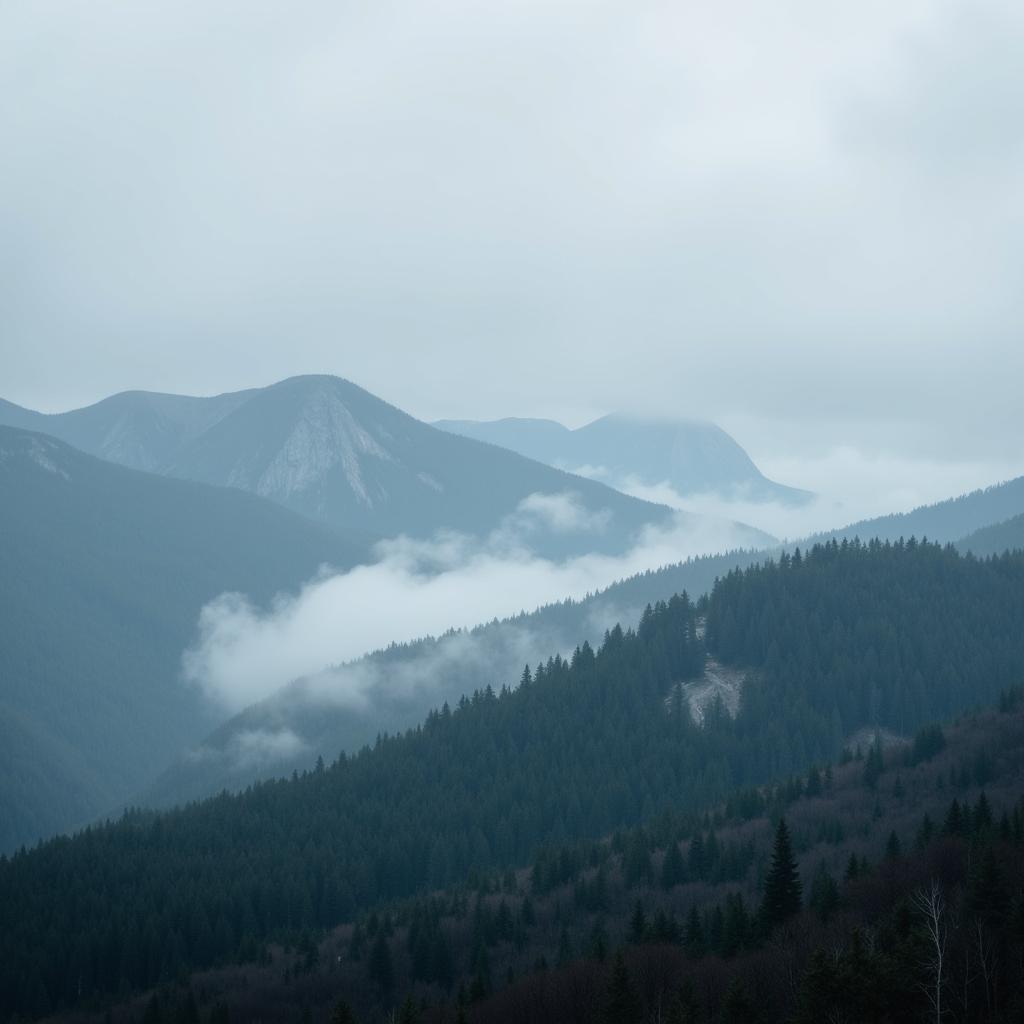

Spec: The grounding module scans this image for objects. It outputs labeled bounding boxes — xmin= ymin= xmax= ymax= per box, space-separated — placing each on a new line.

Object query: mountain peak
xmin=435 ymin=413 xmax=811 ymax=505
xmin=1 ymin=377 xmax=712 ymax=557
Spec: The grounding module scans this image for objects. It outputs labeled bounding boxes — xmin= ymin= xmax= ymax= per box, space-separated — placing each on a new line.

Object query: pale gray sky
xmin=3 ymin=0 xmax=1023 ymax=468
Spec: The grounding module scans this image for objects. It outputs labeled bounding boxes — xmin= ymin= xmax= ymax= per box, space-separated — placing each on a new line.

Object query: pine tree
xmin=628 ymin=900 xmax=647 ymax=944
xmin=944 ymin=799 xmax=964 ymax=835
xmin=469 ymin=941 xmax=491 ymax=1001
xmin=557 ymin=926 xmax=572 ymax=965
xmin=661 ymin=841 xmax=685 ymax=889
xmin=605 ymin=949 xmax=640 ymax=1024
xmin=720 ymin=978 xmax=758 ymax=1024
xmin=684 ymin=906 xmax=705 ymax=958
xmin=396 ymin=995 xmax=419 ymax=1024
xmin=368 ymin=932 xmax=393 ymax=992
xmin=178 ymin=991 xmax=199 ymax=1024
xmin=143 ymin=995 xmax=162 ymax=1024
xmin=688 ymin=832 xmax=706 ymax=880
xmin=666 ymin=978 xmax=700 ymax=1024
xmin=808 ymin=861 xmax=840 ymax=923
xmin=519 ymin=894 xmax=536 ymax=927
xmin=330 ymin=1000 xmax=357 ymax=1024
xmin=863 ymin=740 xmax=884 ymax=790
xmin=968 ymin=844 xmax=1005 ymax=923
xmin=761 ymin=818 xmax=802 ymax=930
xmin=885 ymin=831 xmax=901 ymax=860
xmin=915 ymin=814 xmax=935 ymax=850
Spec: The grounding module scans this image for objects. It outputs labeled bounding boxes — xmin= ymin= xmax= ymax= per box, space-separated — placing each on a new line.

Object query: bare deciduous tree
xmin=912 ymin=881 xmax=948 ymax=1024
xmin=974 ymin=919 xmax=999 ymax=1021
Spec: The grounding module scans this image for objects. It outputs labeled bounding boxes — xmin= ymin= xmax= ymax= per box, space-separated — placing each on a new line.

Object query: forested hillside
xmin=0 ymin=427 xmax=372 ymax=851
xmin=29 ymin=695 xmax=1024 ymax=1024
xmin=144 ymin=505 xmax=1024 ymax=811
xmin=706 ymin=539 xmax=1024 ymax=743
xmin=956 ymin=512 xmax=1024 ymax=559
xmin=816 ymin=475 xmax=1024 ymax=546
xmin=142 ymin=549 xmax=768 ymax=808
xmin=4 ymin=541 xmax=1024 ymax=1021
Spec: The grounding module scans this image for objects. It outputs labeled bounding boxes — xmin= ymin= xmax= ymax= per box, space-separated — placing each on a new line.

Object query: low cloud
xmin=183 ymin=492 xmax=761 ymax=713
xmin=512 ymin=491 xmax=611 ymax=535
xmin=610 ymin=449 xmax=1024 ymax=541
xmin=297 ymin=624 xmax=545 ymax=711
xmin=185 ymin=727 xmax=309 ymax=769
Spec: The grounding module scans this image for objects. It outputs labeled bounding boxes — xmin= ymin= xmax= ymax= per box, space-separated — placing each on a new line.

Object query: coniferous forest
xmin=3 ymin=540 xmax=1024 ymax=1021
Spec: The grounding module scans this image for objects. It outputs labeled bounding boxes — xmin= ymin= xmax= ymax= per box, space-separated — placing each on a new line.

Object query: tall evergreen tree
xmin=661 ymin=841 xmax=686 ymax=889
xmin=666 ymin=979 xmax=701 ymax=1024
xmin=761 ymin=818 xmax=802 ymax=929
xmin=605 ymin=949 xmax=640 ymax=1024
xmin=685 ymin=906 xmax=706 ymax=958
xmin=330 ymin=1000 xmax=357 ymax=1024
xmin=368 ymin=933 xmax=393 ymax=993
xmin=863 ymin=740 xmax=884 ymax=790
xmin=720 ymin=979 xmax=758 ymax=1024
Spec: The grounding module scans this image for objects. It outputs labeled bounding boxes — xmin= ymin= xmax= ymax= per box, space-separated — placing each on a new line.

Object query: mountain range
xmin=0 ymin=377 xmax=780 ymax=850
xmin=6 ymin=374 xmax=1024 ymax=854
xmin=434 ymin=415 xmax=812 ymax=505
xmin=0 ymin=378 xmax=710 ymax=559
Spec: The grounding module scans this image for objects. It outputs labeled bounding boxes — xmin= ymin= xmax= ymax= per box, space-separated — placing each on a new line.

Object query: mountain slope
xmin=956 ymin=511 xmax=1024 ymax=558
xmin=140 ymin=548 xmax=768 ymax=809
xmin=143 ymin=472 xmax=1024 ymax=810
xmin=85 ymin=699 xmax=1024 ymax=1024
xmin=1 ymin=379 xmax=738 ymax=558
xmin=0 ymin=427 xmax=372 ymax=852
xmin=434 ymin=414 xmax=811 ymax=505
xmin=143 ymin=468 xmax=1024 ymax=811
xmin=816 ymin=474 xmax=1024 ymax=546
xmin=0 ymin=389 xmax=255 ymax=472
xmin=168 ymin=377 xmax=691 ymax=554
xmin=4 ymin=541 xmax=1024 ymax=1020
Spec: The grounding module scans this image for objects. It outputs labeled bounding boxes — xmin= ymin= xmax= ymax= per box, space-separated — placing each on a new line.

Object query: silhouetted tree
xmin=761 ymin=818 xmax=802 ymax=929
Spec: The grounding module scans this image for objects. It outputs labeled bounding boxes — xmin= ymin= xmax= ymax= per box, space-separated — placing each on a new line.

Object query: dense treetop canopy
xmin=3 ymin=539 xmax=1024 ymax=1019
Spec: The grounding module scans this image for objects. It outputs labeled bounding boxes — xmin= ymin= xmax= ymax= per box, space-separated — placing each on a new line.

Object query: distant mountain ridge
xmin=0 ymin=378 xmax=752 ymax=558
xmin=0 ymin=390 xmax=255 ymax=473
xmin=955 ymin=511 xmax=1024 ymax=558
xmin=813 ymin=475 xmax=1024 ymax=547
xmin=433 ymin=414 xmax=812 ymax=505
xmin=0 ymin=425 xmax=372 ymax=852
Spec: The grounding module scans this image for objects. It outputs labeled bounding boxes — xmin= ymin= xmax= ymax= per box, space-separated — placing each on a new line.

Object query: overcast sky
xmin=3 ymin=0 xmax=1023 ymax=473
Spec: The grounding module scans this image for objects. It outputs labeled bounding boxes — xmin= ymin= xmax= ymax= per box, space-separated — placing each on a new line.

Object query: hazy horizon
xmin=4 ymin=0 xmax=1023 ymax=469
